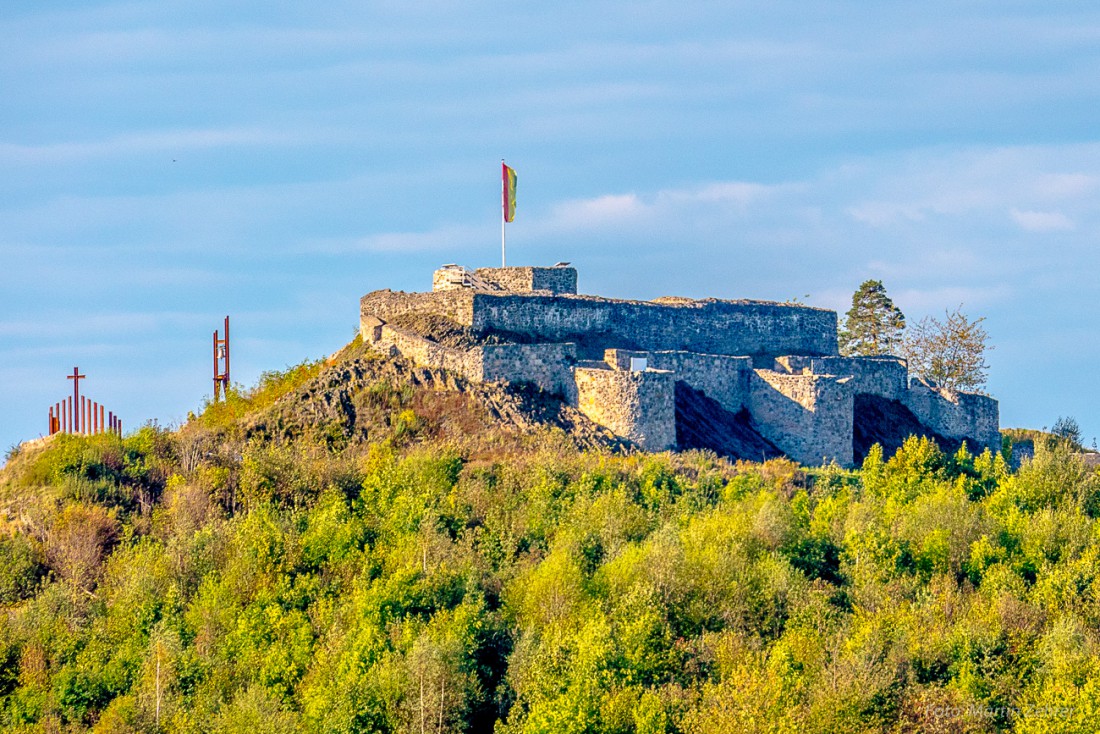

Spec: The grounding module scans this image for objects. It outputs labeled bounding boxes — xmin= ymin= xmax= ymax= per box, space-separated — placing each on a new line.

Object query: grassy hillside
xmin=2 ymin=344 xmax=1100 ymax=733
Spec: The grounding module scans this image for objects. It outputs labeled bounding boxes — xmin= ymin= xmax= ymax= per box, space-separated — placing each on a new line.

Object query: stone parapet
xmin=370 ymin=324 xmax=483 ymax=381
xmin=481 ymin=342 xmax=578 ymax=400
xmin=362 ymin=289 xmax=475 ymax=327
xmin=361 ymin=288 xmax=838 ymax=360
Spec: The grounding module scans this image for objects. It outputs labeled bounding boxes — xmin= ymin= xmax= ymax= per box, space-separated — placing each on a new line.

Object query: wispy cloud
xmin=539 ymin=180 xmax=788 ymax=234
xmin=894 ymin=285 xmax=1015 ymax=312
xmin=0 ymin=127 xmax=304 ymax=164
xmin=1010 ymin=208 xmax=1074 ymax=232
xmin=301 ymin=223 xmax=490 ymax=254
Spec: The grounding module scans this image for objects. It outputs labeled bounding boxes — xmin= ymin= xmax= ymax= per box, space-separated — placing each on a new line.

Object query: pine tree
xmin=838 ymin=280 xmax=906 ymax=356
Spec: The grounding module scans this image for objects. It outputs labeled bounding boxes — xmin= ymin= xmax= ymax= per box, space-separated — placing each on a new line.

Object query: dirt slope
xmin=674 ymin=382 xmax=783 ymax=462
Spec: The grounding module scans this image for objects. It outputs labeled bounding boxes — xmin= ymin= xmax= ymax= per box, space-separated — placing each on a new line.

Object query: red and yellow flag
xmin=502 ymin=162 xmax=517 ymax=222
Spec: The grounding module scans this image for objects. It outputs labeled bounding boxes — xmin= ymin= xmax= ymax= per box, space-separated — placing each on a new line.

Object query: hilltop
xmin=1 ymin=334 xmax=1100 ymax=733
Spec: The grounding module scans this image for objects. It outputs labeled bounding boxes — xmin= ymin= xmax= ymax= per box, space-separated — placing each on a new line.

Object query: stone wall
xmin=469 ymin=293 xmax=838 ymax=360
xmin=780 ymin=355 xmax=908 ymax=401
xmin=370 ymin=324 xmax=483 ymax=381
xmin=365 ymin=321 xmax=577 ymax=398
xmin=361 ymin=289 xmax=838 ymax=360
xmin=604 ymin=349 xmax=753 ymax=413
xmin=432 ymin=266 xmax=468 ymax=292
xmin=473 ymin=266 xmax=578 ymax=294
xmin=481 ymin=342 xmax=578 ymax=400
xmin=748 ymin=370 xmax=854 ymax=466
xmin=574 ymin=366 xmax=676 ymax=451
xmin=362 ymin=289 xmax=475 ymax=327
xmin=904 ymin=379 xmax=1001 ymax=452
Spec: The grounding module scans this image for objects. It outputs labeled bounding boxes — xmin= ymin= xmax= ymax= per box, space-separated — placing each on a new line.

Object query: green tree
xmin=903 ymin=306 xmax=991 ymax=392
xmin=838 ymin=280 xmax=906 ymax=356
xmin=1052 ymin=416 xmax=1083 ymax=450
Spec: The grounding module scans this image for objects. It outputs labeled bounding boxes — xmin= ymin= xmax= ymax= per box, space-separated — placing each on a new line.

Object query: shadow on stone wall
xmin=853 ymin=393 xmax=967 ymax=464
xmin=675 ymin=382 xmax=783 ymax=462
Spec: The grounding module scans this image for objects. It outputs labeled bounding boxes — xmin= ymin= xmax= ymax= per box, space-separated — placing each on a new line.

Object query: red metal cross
xmin=66 ymin=367 xmax=86 ymax=432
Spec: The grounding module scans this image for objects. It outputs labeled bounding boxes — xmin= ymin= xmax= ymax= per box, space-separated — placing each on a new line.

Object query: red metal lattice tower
xmin=213 ymin=316 xmax=230 ymax=402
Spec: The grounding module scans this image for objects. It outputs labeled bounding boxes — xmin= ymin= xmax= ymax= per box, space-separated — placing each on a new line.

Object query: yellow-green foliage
xmin=3 ymin=394 xmax=1100 ymax=733
xmin=197 ymin=360 xmax=326 ymax=434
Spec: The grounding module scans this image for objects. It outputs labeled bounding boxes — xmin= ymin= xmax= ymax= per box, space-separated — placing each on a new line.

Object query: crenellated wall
xmin=574 ymin=366 xmax=676 ymax=451
xmin=748 ymin=370 xmax=854 ymax=466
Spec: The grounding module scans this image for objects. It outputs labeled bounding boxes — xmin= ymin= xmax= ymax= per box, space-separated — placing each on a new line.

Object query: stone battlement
xmin=360 ymin=263 xmax=1000 ymax=466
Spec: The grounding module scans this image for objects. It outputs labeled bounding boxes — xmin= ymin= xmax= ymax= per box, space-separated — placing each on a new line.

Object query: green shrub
xmin=0 ymin=534 xmax=45 ymax=605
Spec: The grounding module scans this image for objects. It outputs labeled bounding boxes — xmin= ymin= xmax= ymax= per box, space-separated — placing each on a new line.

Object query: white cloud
xmin=1010 ymin=208 xmax=1074 ymax=232
xmin=1033 ymin=173 xmax=1097 ymax=199
xmin=843 ymin=145 xmax=1100 ymax=234
xmin=546 ymin=193 xmax=646 ymax=230
xmin=0 ymin=311 xmax=206 ymax=340
xmin=302 ymin=223 xmax=489 ymax=254
xmin=895 ymin=285 xmax=1014 ymax=313
xmin=539 ymin=180 xmax=789 ymax=235
xmin=0 ymin=127 xmax=303 ymax=164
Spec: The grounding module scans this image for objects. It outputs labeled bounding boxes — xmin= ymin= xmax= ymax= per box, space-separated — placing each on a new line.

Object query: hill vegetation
xmin=1 ymin=342 xmax=1099 ymax=733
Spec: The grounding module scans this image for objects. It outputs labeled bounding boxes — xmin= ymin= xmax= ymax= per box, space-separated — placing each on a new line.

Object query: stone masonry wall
xmin=604 ymin=349 xmax=753 ymax=413
xmin=371 ymin=325 xmax=483 ymax=381
xmin=366 ymin=322 xmax=578 ymax=398
xmin=748 ymin=370 xmax=854 ymax=466
xmin=362 ymin=289 xmax=476 ymax=327
xmin=574 ymin=367 xmax=677 ymax=451
xmin=469 ymin=293 xmax=838 ymax=360
xmin=362 ymin=289 xmax=838 ymax=360
xmin=481 ymin=342 xmax=578 ymax=400
xmin=780 ymin=355 xmax=909 ymax=401
xmin=474 ymin=266 xmax=578 ymax=294
xmin=904 ymin=380 xmax=1001 ymax=452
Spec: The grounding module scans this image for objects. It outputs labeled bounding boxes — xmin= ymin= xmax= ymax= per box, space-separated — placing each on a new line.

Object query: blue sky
xmin=3 ymin=1 xmax=1100 ymax=451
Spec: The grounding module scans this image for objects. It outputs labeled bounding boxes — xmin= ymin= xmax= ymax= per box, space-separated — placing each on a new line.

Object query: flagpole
xmin=501 ymin=159 xmax=506 ymax=267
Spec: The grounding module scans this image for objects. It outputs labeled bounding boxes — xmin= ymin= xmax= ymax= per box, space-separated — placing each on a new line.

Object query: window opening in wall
xmin=630 ymin=357 xmax=648 ymax=372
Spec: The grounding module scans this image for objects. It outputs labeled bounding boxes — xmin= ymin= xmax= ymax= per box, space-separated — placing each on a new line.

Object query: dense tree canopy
xmin=838 ymin=280 xmax=906 ymax=357
xmin=0 ymin=354 xmax=1097 ymax=733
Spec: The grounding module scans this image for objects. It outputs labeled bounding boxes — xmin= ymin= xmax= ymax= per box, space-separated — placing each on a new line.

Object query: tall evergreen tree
xmin=838 ymin=280 xmax=906 ymax=356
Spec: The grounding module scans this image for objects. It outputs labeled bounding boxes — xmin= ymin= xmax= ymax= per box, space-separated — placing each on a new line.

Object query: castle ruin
xmin=360 ymin=264 xmax=999 ymax=466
